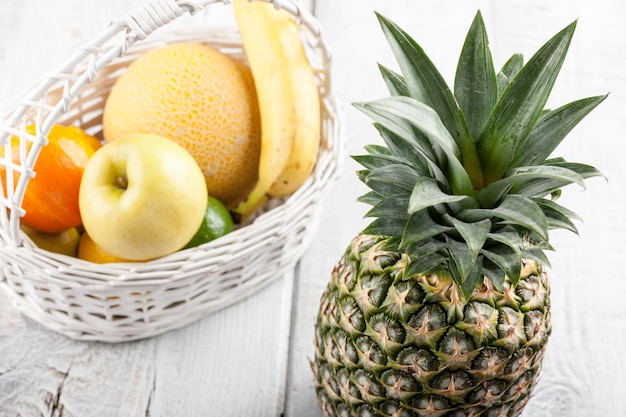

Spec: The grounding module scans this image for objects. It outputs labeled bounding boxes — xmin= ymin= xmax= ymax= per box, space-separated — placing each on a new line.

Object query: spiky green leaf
xmin=405 ymin=253 xmax=447 ymax=278
xmin=521 ymin=249 xmax=552 ymax=268
xmin=446 ymin=236 xmax=480 ymax=295
xmin=533 ymin=198 xmax=580 ymax=233
xmin=373 ymin=124 xmax=435 ymax=177
xmin=477 ymin=164 xmax=586 ymax=207
xmin=376 ymin=12 xmax=465 ymax=127
xmin=521 ymin=231 xmax=555 ymax=252
xmin=510 ymin=95 xmax=608 ymax=168
xmin=366 ymin=195 xmax=411 ymax=219
xmin=482 ymin=259 xmax=506 ymax=290
xmin=481 ymin=244 xmax=522 ymax=286
xmin=357 ymin=97 xmax=475 ymax=196
xmin=357 ymin=191 xmax=383 ymax=207
xmin=487 ymin=226 xmax=523 ymax=255
xmin=365 ymin=144 xmax=393 ymax=156
xmin=378 ymin=64 xmax=409 ymax=96
xmin=544 ymin=158 xmax=605 ymax=176
xmin=353 ymin=153 xmax=405 ymax=171
xmin=366 ymin=164 xmax=421 ymax=193
xmin=363 ymin=217 xmax=407 ymax=237
xmin=355 ymin=102 xmax=438 ymax=163
xmin=461 ymin=256 xmax=484 ymax=299
xmin=361 ymin=172 xmax=410 ymax=198
xmin=357 ymin=169 xmax=369 ymax=183
xmin=450 ymin=218 xmax=491 ymax=262
xmin=446 ymin=237 xmax=474 ymax=279
xmin=376 ymin=12 xmax=483 ymax=188
xmin=456 ymin=195 xmax=549 ymax=243
xmin=491 ymin=194 xmax=550 ymax=241
xmin=408 ymin=177 xmax=469 ymax=214
xmin=455 ymin=11 xmax=497 ymax=141
xmin=477 ymin=21 xmax=577 ymax=184
xmin=507 ymin=165 xmax=586 ymax=188
xmin=496 ymin=53 xmax=523 ymax=96
xmin=513 ymin=159 xmax=605 ymax=197
xmin=401 ymin=209 xmax=454 ymax=247
xmin=407 ymin=240 xmax=448 ymax=259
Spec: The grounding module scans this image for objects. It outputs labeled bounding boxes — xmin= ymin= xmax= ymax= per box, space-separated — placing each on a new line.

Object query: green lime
xmin=184 ymin=195 xmax=234 ymax=249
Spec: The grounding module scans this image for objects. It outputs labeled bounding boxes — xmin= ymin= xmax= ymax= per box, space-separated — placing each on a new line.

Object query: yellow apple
xmin=78 ymin=133 xmax=208 ymax=261
xmin=21 ymin=224 xmax=80 ymax=257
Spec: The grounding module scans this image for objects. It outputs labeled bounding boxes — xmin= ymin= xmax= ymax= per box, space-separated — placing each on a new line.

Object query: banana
xmin=266 ymin=6 xmax=321 ymax=198
xmin=232 ymin=0 xmax=296 ymax=219
xmin=231 ymin=182 xmax=269 ymax=223
xmin=232 ymin=0 xmax=321 ymax=221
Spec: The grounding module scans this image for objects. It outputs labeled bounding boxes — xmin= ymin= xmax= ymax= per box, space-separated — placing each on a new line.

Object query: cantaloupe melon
xmin=102 ymin=43 xmax=261 ymax=208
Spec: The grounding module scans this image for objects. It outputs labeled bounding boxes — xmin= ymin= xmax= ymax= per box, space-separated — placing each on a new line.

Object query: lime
xmin=184 ymin=195 xmax=234 ymax=249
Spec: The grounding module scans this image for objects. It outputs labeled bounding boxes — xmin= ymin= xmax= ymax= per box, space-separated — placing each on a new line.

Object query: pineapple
xmin=312 ymin=10 xmax=605 ymax=417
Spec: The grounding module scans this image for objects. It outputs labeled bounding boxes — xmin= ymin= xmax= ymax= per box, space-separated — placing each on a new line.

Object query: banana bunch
xmin=232 ymin=0 xmax=321 ymax=221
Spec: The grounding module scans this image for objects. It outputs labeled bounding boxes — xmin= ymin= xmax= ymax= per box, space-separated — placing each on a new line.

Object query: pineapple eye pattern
xmin=315 ymin=234 xmax=553 ymax=415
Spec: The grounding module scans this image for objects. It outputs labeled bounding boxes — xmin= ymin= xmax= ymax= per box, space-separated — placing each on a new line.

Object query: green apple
xmin=79 ymin=133 xmax=208 ymax=261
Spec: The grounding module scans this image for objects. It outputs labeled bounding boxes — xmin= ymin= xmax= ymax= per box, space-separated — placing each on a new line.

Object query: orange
xmin=1 ymin=124 xmax=102 ymax=233
xmin=102 ymin=43 xmax=261 ymax=208
xmin=77 ymin=232 xmax=135 ymax=264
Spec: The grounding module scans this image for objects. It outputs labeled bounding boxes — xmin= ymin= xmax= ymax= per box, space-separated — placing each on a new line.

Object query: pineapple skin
xmin=313 ymin=234 xmax=551 ymax=417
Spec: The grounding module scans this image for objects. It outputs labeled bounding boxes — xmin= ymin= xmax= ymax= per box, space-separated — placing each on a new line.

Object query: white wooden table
xmin=1 ymin=1 xmax=625 ymax=416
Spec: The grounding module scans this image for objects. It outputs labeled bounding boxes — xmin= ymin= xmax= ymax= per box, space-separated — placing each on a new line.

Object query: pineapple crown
xmin=354 ymin=11 xmax=606 ymax=299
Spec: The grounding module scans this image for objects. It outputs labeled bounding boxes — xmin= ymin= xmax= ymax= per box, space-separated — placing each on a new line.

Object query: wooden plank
xmin=0 ymin=271 xmax=295 ymax=416
xmin=286 ymin=1 xmax=626 ymax=416
xmin=148 ymin=272 xmax=295 ymax=417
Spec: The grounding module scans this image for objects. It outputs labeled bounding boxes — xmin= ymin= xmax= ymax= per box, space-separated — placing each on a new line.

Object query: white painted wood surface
xmin=1 ymin=1 xmax=625 ymax=416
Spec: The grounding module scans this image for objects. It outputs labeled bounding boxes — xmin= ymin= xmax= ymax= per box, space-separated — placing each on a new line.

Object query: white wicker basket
xmin=0 ymin=0 xmax=343 ymax=342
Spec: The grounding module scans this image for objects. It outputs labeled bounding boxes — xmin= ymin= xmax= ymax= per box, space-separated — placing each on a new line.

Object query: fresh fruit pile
xmin=2 ymin=0 xmax=321 ymax=263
